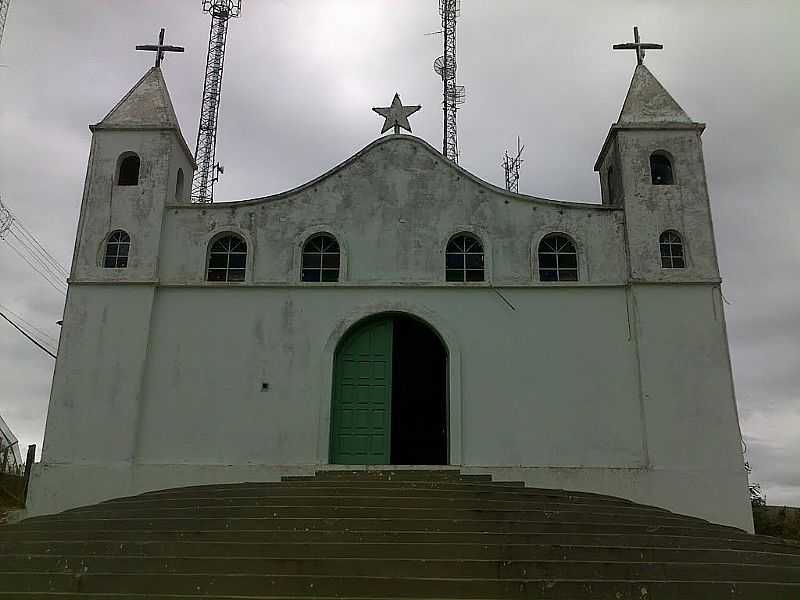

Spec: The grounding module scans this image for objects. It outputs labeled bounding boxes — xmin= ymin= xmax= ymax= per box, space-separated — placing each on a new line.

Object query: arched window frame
xmin=444 ymin=232 xmax=486 ymax=283
xmin=536 ymin=232 xmax=580 ymax=282
xmin=659 ymin=230 xmax=686 ymax=269
xmin=301 ymin=232 xmax=342 ymax=283
xmin=102 ymin=229 xmax=131 ymax=269
xmin=175 ymin=168 xmax=185 ymax=201
xmin=205 ymin=232 xmax=249 ymax=283
xmin=607 ymin=165 xmax=618 ymax=205
xmin=650 ymin=151 xmax=675 ymax=186
xmin=116 ymin=152 xmax=141 ymax=186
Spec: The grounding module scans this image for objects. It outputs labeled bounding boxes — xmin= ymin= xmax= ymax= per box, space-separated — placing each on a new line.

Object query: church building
xmin=27 ymin=55 xmax=752 ymax=531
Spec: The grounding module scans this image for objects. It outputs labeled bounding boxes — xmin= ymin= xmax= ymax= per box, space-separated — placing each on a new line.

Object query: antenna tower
xmin=502 ymin=137 xmax=525 ymax=194
xmin=433 ymin=0 xmax=465 ymax=163
xmin=0 ymin=0 xmax=11 ymax=51
xmin=191 ymin=0 xmax=242 ymax=204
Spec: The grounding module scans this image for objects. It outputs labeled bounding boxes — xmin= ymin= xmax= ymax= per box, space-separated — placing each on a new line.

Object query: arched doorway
xmin=330 ymin=314 xmax=448 ymax=465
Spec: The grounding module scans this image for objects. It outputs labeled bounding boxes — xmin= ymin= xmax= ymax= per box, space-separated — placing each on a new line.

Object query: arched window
xmin=660 ymin=231 xmax=685 ymax=269
xmin=103 ymin=230 xmax=130 ymax=268
xmin=445 ymin=233 xmax=484 ymax=282
xmin=538 ymin=234 xmax=578 ymax=282
xmin=206 ymin=234 xmax=247 ymax=282
xmin=607 ymin=166 xmax=617 ymax=204
xmin=302 ymin=234 xmax=340 ymax=282
xmin=117 ymin=153 xmax=140 ymax=186
xmin=650 ymin=153 xmax=674 ymax=185
xmin=175 ymin=168 xmax=184 ymax=201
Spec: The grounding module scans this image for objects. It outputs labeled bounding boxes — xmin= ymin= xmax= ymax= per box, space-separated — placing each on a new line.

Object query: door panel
xmin=331 ymin=318 xmax=393 ymax=464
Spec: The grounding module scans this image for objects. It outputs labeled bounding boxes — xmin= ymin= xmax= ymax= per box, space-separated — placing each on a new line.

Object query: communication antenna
xmin=0 ymin=0 xmax=10 ymax=51
xmin=502 ymin=137 xmax=525 ymax=194
xmin=191 ymin=0 xmax=242 ymax=204
xmin=433 ymin=0 xmax=465 ymax=163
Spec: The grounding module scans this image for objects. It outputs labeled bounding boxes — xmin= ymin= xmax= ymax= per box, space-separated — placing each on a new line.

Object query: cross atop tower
xmin=136 ymin=28 xmax=184 ymax=68
xmin=613 ymin=26 xmax=663 ymax=66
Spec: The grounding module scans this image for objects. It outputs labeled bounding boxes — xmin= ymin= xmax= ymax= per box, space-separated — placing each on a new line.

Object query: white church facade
xmin=27 ymin=63 xmax=753 ymax=531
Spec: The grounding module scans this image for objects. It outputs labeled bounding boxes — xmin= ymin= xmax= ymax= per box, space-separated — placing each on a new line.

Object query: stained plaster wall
xmin=30 ymin=136 xmax=751 ymax=531
xmin=159 ymin=137 xmax=626 ymax=286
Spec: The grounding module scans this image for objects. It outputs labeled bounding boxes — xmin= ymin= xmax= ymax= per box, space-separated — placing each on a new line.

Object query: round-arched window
xmin=538 ymin=234 xmax=578 ymax=282
xmin=117 ymin=153 xmax=140 ymax=186
xmin=445 ymin=234 xmax=485 ymax=282
xmin=650 ymin=153 xmax=674 ymax=185
xmin=302 ymin=234 xmax=340 ymax=282
xmin=175 ymin=168 xmax=185 ymax=201
xmin=103 ymin=230 xmax=130 ymax=268
xmin=660 ymin=230 xmax=685 ymax=269
xmin=206 ymin=234 xmax=247 ymax=282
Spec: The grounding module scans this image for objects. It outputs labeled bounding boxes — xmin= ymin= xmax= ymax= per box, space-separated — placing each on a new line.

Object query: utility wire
xmin=0 ymin=302 xmax=58 ymax=347
xmin=2 ymin=239 xmax=67 ymax=296
xmin=8 ymin=229 xmax=67 ymax=287
xmin=15 ymin=223 xmax=68 ymax=278
xmin=0 ymin=306 xmax=57 ymax=359
xmin=0 ymin=197 xmax=69 ymax=295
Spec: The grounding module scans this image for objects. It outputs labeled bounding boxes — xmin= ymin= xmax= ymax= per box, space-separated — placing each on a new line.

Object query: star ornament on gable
xmin=372 ymin=93 xmax=421 ymax=135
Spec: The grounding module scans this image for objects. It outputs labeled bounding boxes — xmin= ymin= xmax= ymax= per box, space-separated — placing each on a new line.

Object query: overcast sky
xmin=0 ymin=1 xmax=798 ymax=504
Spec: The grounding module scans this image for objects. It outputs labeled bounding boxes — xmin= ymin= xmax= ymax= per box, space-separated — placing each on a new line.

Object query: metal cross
xmin=613 ymin=26 xmax=663 ymax=66
xmin=136 ymin=28 xmax=184 ymax=68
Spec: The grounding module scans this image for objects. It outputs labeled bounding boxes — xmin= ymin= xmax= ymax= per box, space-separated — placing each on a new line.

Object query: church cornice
xmin=65 ymin=279 xmax=723 ymax=288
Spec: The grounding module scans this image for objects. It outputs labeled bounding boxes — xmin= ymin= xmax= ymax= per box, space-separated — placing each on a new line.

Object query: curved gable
xmin=185 ymin=135 xmax=612 ymax=211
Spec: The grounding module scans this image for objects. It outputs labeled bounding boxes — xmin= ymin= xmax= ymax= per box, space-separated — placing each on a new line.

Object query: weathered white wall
xmin=30 ymin=135 xmax=751 ymax=532
xmin=34 ymin=280 xmax=750 ymax=529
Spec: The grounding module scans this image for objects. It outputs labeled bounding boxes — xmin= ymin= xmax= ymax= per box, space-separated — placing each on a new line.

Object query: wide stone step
xmin=0 ymin=528 xmax=779 ymax=552
xmin=2 ymin=555 xmax=799 ymax=583
xmin=8 ymin=515 xmax=740 ymax=537
xmin=43 ymin=506 xmax=701 ymax=526
xmin=2 ymin=572 xmax=800 ymax=598
xmin=137 ymin=481 xmax=586 ymax=498
xmin=284 ymin=470 xmax=493 ymax=482
xmin=3 ymin=540 xmax=799 ymax=566
xmin=2 ymin=470 xmax=798 ymax=598
xmin=62 ymin=493 xmax=664 ymax=518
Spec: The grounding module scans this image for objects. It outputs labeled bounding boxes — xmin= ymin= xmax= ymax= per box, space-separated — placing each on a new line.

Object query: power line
xmin=15 ymin=222 xmax=68 ymax=278
xmin=2 ymin=240 xmax=67 ymax=296
xmin=0 ymin=303 xmax=58 ymax=348
xmin=0 ymin=306 xmax=57 ymax=359
xmin=0 ymin=196 xmax=69 ymax=295
xmin=8 ymin=230 xmax=67 ymax=286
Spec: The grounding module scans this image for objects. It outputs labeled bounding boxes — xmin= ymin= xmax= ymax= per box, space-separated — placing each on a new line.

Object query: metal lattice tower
xmin=433 ymin=0 xmax=465 ymax=163
xmin=502 ymin=137 xmax=525 ymax=194
xmin=191 ymin=0 xmax=242 ymax=204
xmin=0 ymin=0 xmax=11 ymax=53
xmin=0 ymin=196 xmax=13 ymax=239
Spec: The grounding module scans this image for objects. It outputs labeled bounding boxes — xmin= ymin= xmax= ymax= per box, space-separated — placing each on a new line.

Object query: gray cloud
xmin=1 ymin=0 xmax=798 ymax=504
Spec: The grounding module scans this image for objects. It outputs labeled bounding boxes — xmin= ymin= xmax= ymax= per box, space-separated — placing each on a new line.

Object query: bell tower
xmin=71 ymin=65 xmax=195 ymax=283
xmin=43 ymin=63 xmax=195 ymax=474
xmin=595 ymin=30 xmax=720 ymax=283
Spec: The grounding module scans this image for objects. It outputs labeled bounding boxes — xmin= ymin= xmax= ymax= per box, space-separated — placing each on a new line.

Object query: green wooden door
xmin=330 ymin=318 xmax=393 ymax=464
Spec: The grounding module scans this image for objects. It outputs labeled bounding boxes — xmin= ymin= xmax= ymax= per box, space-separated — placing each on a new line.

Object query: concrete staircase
xmin=0 ymin=469 xmax=799 ymax=598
